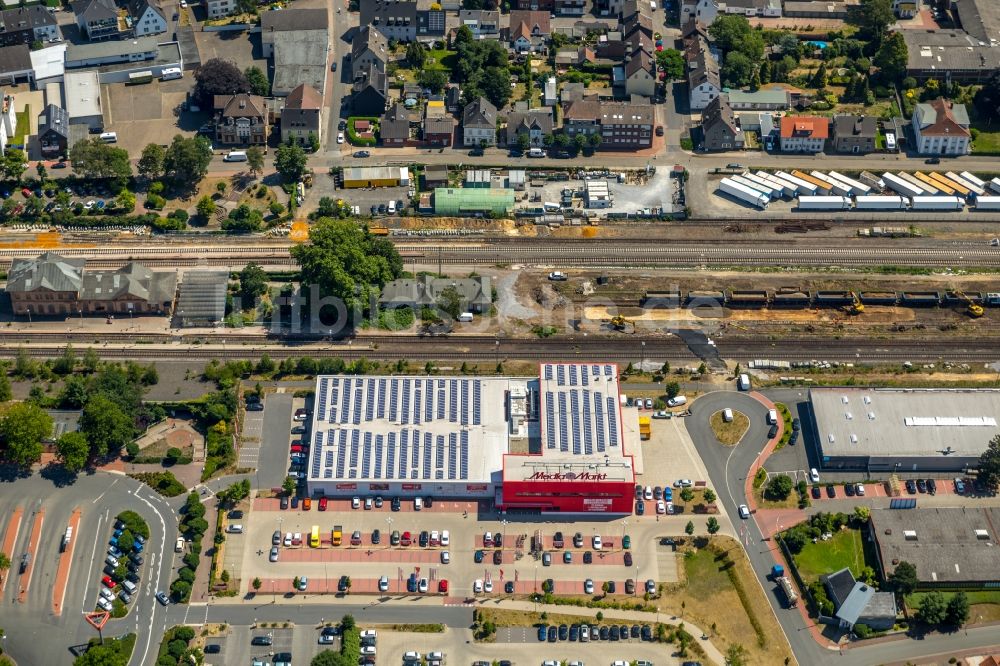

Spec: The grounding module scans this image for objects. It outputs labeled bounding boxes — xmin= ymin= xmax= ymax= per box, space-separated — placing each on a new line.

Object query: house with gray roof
xmin=280 ymin=84 xmax=322 ymax=146
xmin=38 ymin=103 xmax=70 ymax=157
xmin=831 ymin=114 xmax=877 ymax=154
xmin=462 ymin=96 xmax=497 ymax=147
xmin=821 ymin=568 xmax=896 ymax=631
xmin=0 ymin=5 xmax=60 ymax=47
xmin=351 ymin=25 xmax=389 ymax=77
xmin=700 ymin=94 xmax=743 ymax=151
xmin=72 ymin=0 xmax=123 ymax=41
xmin=128 ymin=0 xmax=167 ymax=37
xmin=504 ymin=108 xmax=553 ymax=147
xmin=686 ymin=36 xmax=720 ymax=111
xmin=378 ymin=275 xmax=493 ymax=314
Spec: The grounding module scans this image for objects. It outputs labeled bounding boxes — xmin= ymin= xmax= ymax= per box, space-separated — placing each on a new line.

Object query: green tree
xmin=252 ymin=577 xmax=262 ymax=591
xmin=311 ymin=651 xmax=349 ymax=666
xmin=417 ymin=68 xmax=447 ymax=94
xmin=2 ymin=149 xmax=27 ymax=182
xmin=765 ymin=474 xmax=794 ymax=500
xmin=0 ymin=402 xmax=52 ymax=466
xmin=703 ymin=488 xmax=716 ymax=503
xmin=274 ymin=142 xmax=308 ymax=183
xmin=721 ymin=52 xmax=754 ymax=88
xmin=244 ymin=66 xmax=270 ymax=96
xmin=478 ymin=66 xmax=512 ymax=109
xmin=196 ymin=195 xmax=216 ymax=221
xmin=680 ymin=487 xmax=695 ymax=503
xmin=917 ymin=591 xmax=947 ymax=624
xmin=437 ymin=286 xmax=462 ymax=319
xmin=889 ymin=560 xmax=918 ymax=594
xmin=655 ymin=48 xmax=685 ymax=80
xmin=857 ymin=0 xmax=894 ymax=45
xmin=137 ymin=143 xmax=166 ymax=181
xmin=665 ymin=381 xmax=681 ymax=399
xmin=810 ymin=63 xmax=828 ymax=88
xmin=163 ymin=134 xmax=213 ymax=190
xmin=74 ymin=641 xmax=129 ymax=666
xmin=239 ymin=263 xmax=268 ymax=309
xmin=282 ymin=476 xmax=297 ymax=495
xmin=222 ymin=204 xmax=264 ymax=232
xmin=725 ymin=644 xmax=748 ymax=666
xmin=945 ymin=591 xmax=970 ymax=627
xmin=976 ymin=434 xmax=1000 ymax=492
xmin=706 ymin=517 xmax=720 ymax=534
xmin=246 ymin=146 xmax=265 ymax=178
xmin=56 ymin=431 xmax=90 ymax=472
xmin=406 ymin=41 xmax=427 ymax=68
xmin=0 ymin=372 xmax=11 ymax=402
xmin=874 ymin=32 xmax=908 ymax=82
xmin=973 ymin=70 xmax=1000 ymax=123
xmin=685 ymin=520 xmax=695 ymax=535
xmin=69 ymin=139 xmax=132 ymax=183
xmin=80 ymin=394 xmax=133 ymax=458
xmin=115 ymin=189 xmax=136 ymax=213
xmin=291 ymin=218 xmax=403 ymax=316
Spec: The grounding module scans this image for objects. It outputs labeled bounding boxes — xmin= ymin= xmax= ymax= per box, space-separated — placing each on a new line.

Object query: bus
xmin=127 ymin=70 xmax=153 ymax=85
xmin=310 ymin=525 xmax=320 ymax=548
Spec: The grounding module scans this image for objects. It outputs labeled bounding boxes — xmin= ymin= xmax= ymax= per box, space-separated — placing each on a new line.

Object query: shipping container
xmin=755 ymin=171 xmax=797 ymax=198
xmin=718 ymin=178 xmax=769 ymax=209
xmin=990 ymin=178 xmax=1000 ymax=195
xmin=960 ymin=171 xmax=987 ymax=189
xmin=945 ymin=171 xmax=982 ymax=197
xmin=808 ymin=171 xmax=851 ymax=196
xmin=859 ymin=171 xmax=885 ymax=191
xmin=913 ymin=172 xmax=946 ymax=195
xmin=909 ymin=196 xmax=965 ymax=211
xmin=928 ymin=172 xmax=967 ymax=197
xmin=741 ymin=172 xmax=782 ymax=199
xmin=731 ymin=175 xmax=773 ymax=200
xmin=827 ymin=171 xmax=871 ymax=196
xmin=898 ymin=171 xmax=936 ymax=195
xmin=792 ymin=170 xmax=833 ymax=193
xmin=882 ymin=172 xmax=924 ymax=198
xmin=973 ymin=196 xmax=1000 ymax=211
xmin=775 ymin=171 xmax=818 ymax=196
xmin=854 ymin=195 xmax=908 ymax=210
xmin=797 ymin=195 xmax=852 ymax=210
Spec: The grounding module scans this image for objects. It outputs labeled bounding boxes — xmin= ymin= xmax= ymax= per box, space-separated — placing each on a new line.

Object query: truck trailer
xmin=797 ymin=195 xmax=852 ymax=210
xmin=731 ymin=175 xmax=774 ymax=200
xmin=960 ymin=171 xmax=987 ymax=189
xmin=882 ymin=172 xmax=924 ymax=198
xmin=910 ymin=196 xmax=965 ymax=211
xmin=775 ymin=171 xmax=818 ymax=196
xmin=827 ymin=171 xmax=871 ymax=196
xmin=718 ymin=178 xmax=769 ymax=209
xmin=990 ymin=178 xmax=1000 ymax=195
xmin=741 ymin=172 xmax=782 ymax=199
xmin=854 ymin=195 xmax=908 ymax=210
xmin=808 ymin=171 xmax=851 ymax=196
xmin=859 ymin=171 xmax=885 ymax=191
xmin=945 ymin=171 xmax=983 ymax=197
xmin=756 ymin=171 xmax=797 ymax=198
xmin=973 ymin=196 xmax=1000 ymax=211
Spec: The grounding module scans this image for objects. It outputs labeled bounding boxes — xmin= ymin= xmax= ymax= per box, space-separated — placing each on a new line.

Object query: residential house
xmin=505 ymin=107 xmax=554 ymax=147
xmin=562 ymin=100 xmax=654 ymax=149
xmin=784 ymin=1 xmax=850 ymax=18
xmin=37 ymin=103 xmax=70 ymax=157
xmin=213 ymin=93 xmax=269 ymax=146
xmin=686 ymin=37 xmax=720 ymax=110
xmin=351 ymin=25 xmax=389 ymax=77
xmin=351 ymin=64 xmax=388 ymax=116
xmin=514 ymin=0 xmax=554 ymax=11
xmin=622 ymin=9 xmax=653 ymax=43
xmin=6 ymin=253 xmax=176 ymax=317
xmin=555 ymin=0 xmax=586 ymax=15
xmin=718 ymin=0 xmax=781 ymax=16
xmin=892 ymin=0 xmax=917 ymax=18
xmin=779 ymin=115 xmax=829 ymax=153
xmin=912 ymin=97 xmax=971 ymax=155
xmin=831 ymin=114 xmax=877 ymax=154
xmin=727 ymin=88 xmax=790 ymax=110
xmin=72 ymin=0 xmax=123 ymax=41
xmin=681 ymin=0 xmax=719 ymax=25
xmin=423 ymin=164 xmax=449 ymax=188
xmin=128 ymin=0 xmax=167 ymax=37
xmin=543 ymin=76 xmax=557 ymax=106
xmin=700 ymin=94 xmax=743 ymax=151
xmin=416 ymin=6 xmax=446 ymax=40
xmin=681 ymin=17 xmax=712 ymax=43
xmin=380 ymin=103 xmax=411 ymax=146
xmin=0 ymin=44 xmax=34 ymax=86
xmin=446 ymin=85 xmax=461 ymax=112
xmin=508 ymin=10 xmax=550 ymax=52
xmin=595 ymin=0 xmax=625 ymax=16
xmin=458 ymin=10 xmax=500 ymax=38
xmin=378 ymin=274 xmax=493 ymax=314
xmin=0 ymin=6 xmax=60 ymax=47
xmin=361 ymin=0 xmax=417 ymax=42
xmin=265 ymin=10 xmax=329 ymax=96
xmin=555 ymin=45 xmax=595 ymax=66
xmin=423 ymin=99 xmax=452 ymax=146
xmin=462 ymin=96 xmax=498 ymax=147
xmin=821 ymin=568 xmax=896 ymax=632
xmin=623 ymin=49 xmax=655 ymax=98
xmin=280 ymin=84 xmax=322 ymax=146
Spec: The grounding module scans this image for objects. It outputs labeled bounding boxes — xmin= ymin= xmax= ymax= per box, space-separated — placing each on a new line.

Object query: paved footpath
xmin=17 ymin=509 xmax=44 ymax=603
xmin=0 ymin=505 xmax=22 ymax=594
xmin=52 ymin=507 xmax=82 ymax=616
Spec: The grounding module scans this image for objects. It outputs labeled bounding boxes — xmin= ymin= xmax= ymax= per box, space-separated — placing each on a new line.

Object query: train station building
xmin=306 ymin=363 xmax=640 ymax=514
xmin=809 ymin=388 xmax=1000 ymax=473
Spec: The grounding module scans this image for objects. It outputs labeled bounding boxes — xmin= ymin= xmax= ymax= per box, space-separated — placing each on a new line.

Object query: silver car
xmin=269 ymin=546 xmax=279 ymax=562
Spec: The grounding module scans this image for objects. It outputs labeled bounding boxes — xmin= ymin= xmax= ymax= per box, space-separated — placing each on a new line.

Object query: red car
xmin=290 ymin=445 xmax=304 ymax=454
xmin=400 ymin=531 xmax=412 ymax=546
xmin=318 ymin=497 xmax=328 ymax=511
xmin=101 ymin=575 xmax=115 ymax=588
xmin=438 ymin=579 xmax=448 ymax=593
xmin=21 ymin=187 xmax=32 ymax=198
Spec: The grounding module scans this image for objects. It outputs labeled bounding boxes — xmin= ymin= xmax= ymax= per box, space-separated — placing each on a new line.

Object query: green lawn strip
xmin=906 ymin=590 xmax=1000 ymax=609
xmin=793 ymin=529 xmax=865 ymax=584
xmin=425 ymin=48 xmax=457 ymax=72
xmin=686 ymin=546 xmax=767 ymax=648
xmin=13 ymin=106 xmax=30 ymax=146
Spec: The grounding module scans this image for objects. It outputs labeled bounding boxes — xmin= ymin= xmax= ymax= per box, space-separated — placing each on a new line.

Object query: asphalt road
xmin=258 ymin=392 xmax=294 ymax=491
xmin=683 ymin=388 xmax=1000 ymax=666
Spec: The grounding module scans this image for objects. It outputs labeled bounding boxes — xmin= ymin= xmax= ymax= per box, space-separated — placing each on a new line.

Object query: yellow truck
xmin=332 ymin=525 xmax=343 ymax=547
xmin=639 ymin=416 xmax=651 ymax=440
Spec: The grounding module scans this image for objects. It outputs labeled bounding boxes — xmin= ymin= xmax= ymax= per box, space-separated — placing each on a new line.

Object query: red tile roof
xmin=779 ymin=115 xmax=829 ymax=139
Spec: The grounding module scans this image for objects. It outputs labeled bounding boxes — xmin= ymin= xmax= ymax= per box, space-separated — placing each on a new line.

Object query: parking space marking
xmin=52 ymin=507 xmax=81 ymax=616
xmin=80 ymin=509 xmax=107 ymax=612
xmin=17 ymin=509 xmax=44 ymax=603
xmin=0 ymin=505 xmax=22 ymax=594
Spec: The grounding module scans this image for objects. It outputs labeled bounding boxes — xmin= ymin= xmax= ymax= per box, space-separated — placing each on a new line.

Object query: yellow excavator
xmin=955 ymin=290 xmax=984 ymax=318
xmin=607 ymin=315 xmax=634 ymax=332
xmin=846 ymin=291 xmax=864 ymax=316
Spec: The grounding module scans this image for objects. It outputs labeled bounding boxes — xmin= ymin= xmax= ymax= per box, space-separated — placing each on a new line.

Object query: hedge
xmin=347 ymin=117 xmax=380 ymax=146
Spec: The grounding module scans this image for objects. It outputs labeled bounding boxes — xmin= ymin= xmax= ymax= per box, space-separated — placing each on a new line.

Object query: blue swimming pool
xmin=807 ymin=40 xmax=829 ymax=49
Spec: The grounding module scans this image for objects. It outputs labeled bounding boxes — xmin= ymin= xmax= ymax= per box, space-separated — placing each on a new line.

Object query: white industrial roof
xmin=64 ymin=70 xmax=102 ymax=120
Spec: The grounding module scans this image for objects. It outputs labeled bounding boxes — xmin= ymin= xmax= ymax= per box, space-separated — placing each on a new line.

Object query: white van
xmin=175 ymin=537 xmax=184 ymax=552
xmin=457 ymin=312 xmax=474 ymax=322
xmin=99 ymin=132 xmax=118 ymax=143
xmin=414 ymin=497 xmax=423 ymax=511
xmin=528 ymin=147 xmax=545 ymax=158
xmin=224 ymin=150 xmax=247 ymax=162
xmin=160 ymin=67 xmax=182 ymax=81
xmin=667 ymin=395 xmax=687 ymax=407
xmin=767 ymin=409 xmax=778 ymax=424
xmin=387 ymin=200 xmax=396 ymax=214
xmin=737 ymin=373 xmax=751 ymax=391
xmin=226 ymin=524 xmax=244 ymax=533
xmin=121 ymin=579 xmax=137 ymax=595
xmin=723 ymin=408 xmax=734 ymax=422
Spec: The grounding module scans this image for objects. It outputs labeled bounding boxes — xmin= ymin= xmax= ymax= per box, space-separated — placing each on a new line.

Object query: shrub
xmin=765 ymin=474 xmax=794 ymax=500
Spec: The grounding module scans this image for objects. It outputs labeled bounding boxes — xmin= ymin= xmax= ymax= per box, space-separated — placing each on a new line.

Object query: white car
xmin=297 ymin=576 xmax=308 ymax=591
xmin=97 ymin=598 xmax=112 ymax=611
xmin=441 ymin=530 xmax=450 ymax=546
xmin=360 ymin=646 xmax=376 ymax=656
xmin=403 ymin=653 xmax=421 ymax=663
xmin=473 ymin=579 xmax=483 ymax=593
xmin=99 ymin=587 xmax=114 ymax=600
xmin=592 ymin=535 xmax=602 ymax=550
xmin=666 ymin=501 xmax=674 ymax=514
xmin=484 ymin=579 xmax=493 ymax=593
xmin=352 ymin=497 xmax=360 ymax=509
xmin=673 ymin=479 xmax=693 ymax=488
xmin=337 ymin=131 xmax=345 ymax=144
xmin=179 ymin=0 xmax=187 ymax=6
xmin=643 ymin=486 xmax=653 ymax=500
xmin=387 ymin=200 xmax=397 ymax=215
xmin=548 ymin=271 xmax=567 ymax=281
xmin=378 ymin=575 xmax=389 ymax=592
xmin=810 ymin=468 xmax=820 ymax=483
xmin=429 ymin=530 xmax=440 ymax=545
xmin=418 ymin=578 xmax=428 ymax=593
xmin=284 ymin=532 xmax=292 ymax=546
xmin=656 ymin=500 xmax=666 ymax=514
xmin=856 ymin=484 xmax=866 ymax=496
xmin=441 ymin=551 xmax=450 ymax=564
xmin=738 ymin=504 xmax=751 ymax=519
xmin=269 ymin=546 xmax=279 ymax=561
xmin=584 ymin=579 xmax=594 ymax=594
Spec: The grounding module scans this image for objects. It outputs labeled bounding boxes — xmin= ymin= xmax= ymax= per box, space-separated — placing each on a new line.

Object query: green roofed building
xmin=434 ymin=187 xmax=514 ymax=216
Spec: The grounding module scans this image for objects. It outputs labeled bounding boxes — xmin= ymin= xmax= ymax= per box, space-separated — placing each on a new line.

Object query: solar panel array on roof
xmin=539 ymin=363 xmax=622 ymax=455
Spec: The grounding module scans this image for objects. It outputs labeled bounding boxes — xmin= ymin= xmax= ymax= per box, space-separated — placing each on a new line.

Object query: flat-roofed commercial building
xmin=809 ymin=388 xmax=1000 ymax=472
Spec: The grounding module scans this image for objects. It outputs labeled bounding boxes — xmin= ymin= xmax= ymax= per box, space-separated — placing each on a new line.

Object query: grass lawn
xmin=709 ymin=410 xmax=750 ymax=446
xmin=13 ymin=106 xmax=29 ymax=146
xmin=906 ymin=591 xmax=1000 ymax=623
xmin=971 ymin=126 xmax=1000 ymax=154
xmin=793 ymin=528 xmax=865 ymax=584
xmin=425 ymin=49 xmax=457 ymax=73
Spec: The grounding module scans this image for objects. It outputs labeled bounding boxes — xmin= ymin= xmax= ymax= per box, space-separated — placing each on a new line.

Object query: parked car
xmin=954 ymin=477 xmax=966 ymax=494
xmin=916 ymin=478 xmax=927 ymax=493
xmin=845 ymin=483 xmax=856 ymax=496
xmin=906 ymin=479 xmax=917 ymax=494
xmin=928 ymin=478 xmax=937 ymax=495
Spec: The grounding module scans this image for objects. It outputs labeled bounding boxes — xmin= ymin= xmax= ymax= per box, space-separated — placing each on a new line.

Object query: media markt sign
xmin=527 ymin=471 xmax=609 ymax=482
